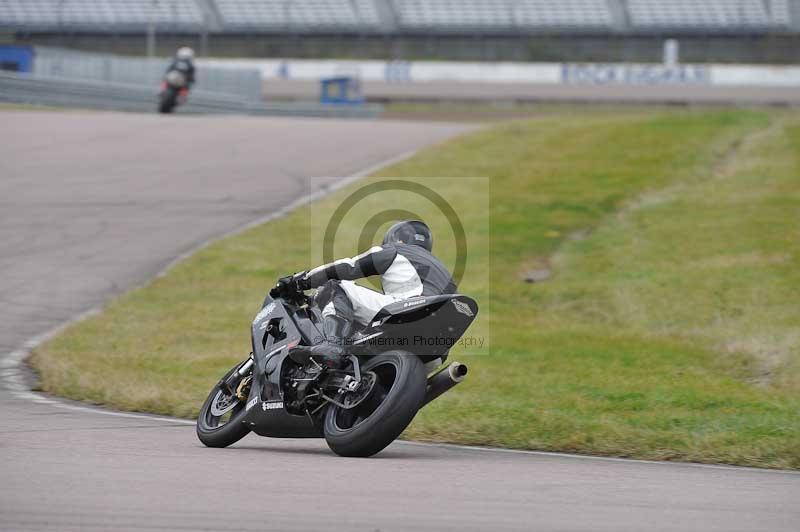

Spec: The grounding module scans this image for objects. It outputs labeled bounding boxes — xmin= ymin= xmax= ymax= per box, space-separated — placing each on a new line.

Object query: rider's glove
xmin=270 ymin=273 xmax=309 ymax=299
xmin=277 ymin=276 xmax=295 ymax=298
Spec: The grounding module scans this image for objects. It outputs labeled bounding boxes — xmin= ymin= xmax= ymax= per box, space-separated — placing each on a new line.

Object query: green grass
xmin=381 ymin=101 xmax=685 ymax=122
xmin=0 ymin=103 xmax=60 ymax=111
xmin=32 ymin=107 xmax=800 ymax=469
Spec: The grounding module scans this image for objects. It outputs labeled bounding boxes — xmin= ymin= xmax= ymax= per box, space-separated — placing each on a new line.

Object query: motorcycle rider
xmin=165 ymin=46 xmax=195 ymax=89
xmin=272 ymin=220 xmax=456 ymax=368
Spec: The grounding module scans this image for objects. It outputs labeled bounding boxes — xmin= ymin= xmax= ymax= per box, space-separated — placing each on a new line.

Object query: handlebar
xmin=270 ymin=286 xmax=311 ymax=307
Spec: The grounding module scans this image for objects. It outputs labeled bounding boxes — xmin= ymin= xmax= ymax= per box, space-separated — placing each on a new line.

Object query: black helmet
xmin=383 ymin=220 xmax=433 ymax=252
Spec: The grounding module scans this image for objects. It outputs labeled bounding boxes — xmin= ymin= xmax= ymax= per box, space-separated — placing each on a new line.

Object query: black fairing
xmin=353 ymin=294 xmax=478 ymax=362
xmin=242 ymin=295 xmax=322 ymax=438
xmin=240 ymin=292 xmax=478 ymax=438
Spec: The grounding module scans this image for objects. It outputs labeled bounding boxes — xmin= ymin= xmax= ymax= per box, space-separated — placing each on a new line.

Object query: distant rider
xmin=271 ymin=220 xmax=457 ymax=368
xmin=165 ymin=46 xmax=195 ymax=89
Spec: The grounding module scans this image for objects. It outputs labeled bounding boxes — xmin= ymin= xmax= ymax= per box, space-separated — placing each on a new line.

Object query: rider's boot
xmin=290 ymin=314 xmax=352 ymax=369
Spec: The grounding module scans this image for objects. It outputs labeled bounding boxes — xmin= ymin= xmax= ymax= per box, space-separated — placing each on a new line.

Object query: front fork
xmin=219 ymin=354 xmax=254 ymax=397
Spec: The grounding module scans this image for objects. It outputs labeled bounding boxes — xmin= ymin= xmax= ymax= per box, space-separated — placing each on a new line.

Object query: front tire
xmin=323 ymin=351 xmax=426 ymax=457
xmin=196 ymin=363 xmax=251 ymax=448
xmin=158 ymin=88 xmax=177 ymax=113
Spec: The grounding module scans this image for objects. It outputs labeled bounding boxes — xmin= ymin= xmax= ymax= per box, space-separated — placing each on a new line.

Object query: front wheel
xmin=323 ymin=351 xmax=426 ymax=457
xmin=196 ymin=362 xmax=251 ymax=448
xmin=158 ymin=88 xmax=177 ymax=113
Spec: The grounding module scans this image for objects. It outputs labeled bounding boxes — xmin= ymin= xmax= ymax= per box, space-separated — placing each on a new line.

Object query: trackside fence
xmin=33 ymin=46 xmax=262 ymax=102
xmin=0 ymin=70 xmax=382 ymax=118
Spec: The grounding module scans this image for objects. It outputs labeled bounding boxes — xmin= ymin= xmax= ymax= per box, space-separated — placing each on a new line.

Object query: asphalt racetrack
xmin=1 ymin=111 xmax=798 ymax=532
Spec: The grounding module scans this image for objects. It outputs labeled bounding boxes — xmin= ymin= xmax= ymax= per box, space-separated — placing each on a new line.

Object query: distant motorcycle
xmin=196 ymin=283 xmax=478 ymax=457
xmin=158 ymin=70 xmax=189 ymax=113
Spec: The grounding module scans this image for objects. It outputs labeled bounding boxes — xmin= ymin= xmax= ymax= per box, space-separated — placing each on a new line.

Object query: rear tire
xmin=323 ymin=351 xmax=426 ymax=457
xmin=196 ymin=364 xmax=251 ymax=448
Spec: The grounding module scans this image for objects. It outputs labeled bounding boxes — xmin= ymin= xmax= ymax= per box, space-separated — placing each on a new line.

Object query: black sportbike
xmin=158 ymin=70 xmax=189 ymax=113
xmin=196 ymin=284 xmax=478 ymax=457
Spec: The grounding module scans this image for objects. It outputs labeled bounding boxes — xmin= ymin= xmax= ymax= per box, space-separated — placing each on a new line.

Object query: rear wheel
xmin=323 ymin=351 xmax=426 ymax=457
xmin=196 ymin=363 xmax=251 ymax=448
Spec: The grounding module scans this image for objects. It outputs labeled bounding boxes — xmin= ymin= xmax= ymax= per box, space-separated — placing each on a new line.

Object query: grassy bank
xmin=381 ymin=101 xmax=678 ymax=122
xmin=33 ymin=107 xmax=800 ymax=468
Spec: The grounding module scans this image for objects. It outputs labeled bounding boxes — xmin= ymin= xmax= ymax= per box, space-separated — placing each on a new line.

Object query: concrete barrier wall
xmin=0 ymin=70 xmax=254 ymax=114
xmin=34 ymin=47 xmax=263 ymax=101
xmin=0 ymin=70 xmax=382 ymax=117
xmin=200 ymin=58 xmax=800 ymax=88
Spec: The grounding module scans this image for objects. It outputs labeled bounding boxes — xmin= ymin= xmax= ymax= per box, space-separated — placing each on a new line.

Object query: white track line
xmin=395 ymin=441 xmax=800 ymax=475
xmin=2 ymin=149 xmax=798 ymax=476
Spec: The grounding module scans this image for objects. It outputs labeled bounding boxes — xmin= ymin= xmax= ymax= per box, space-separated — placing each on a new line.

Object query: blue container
xmin=0 ymin=45 xmax=34 ymax=73
xmin=320 ymin=76 xmax=365 ymax=105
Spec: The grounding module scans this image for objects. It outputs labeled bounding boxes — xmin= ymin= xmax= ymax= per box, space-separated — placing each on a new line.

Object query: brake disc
xmin=210 ymin=390 xmax=239 ymax=417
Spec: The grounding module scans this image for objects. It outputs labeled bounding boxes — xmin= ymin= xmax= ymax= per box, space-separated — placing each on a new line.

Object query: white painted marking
xmin=395 ymin=441 xmax=800 ymax=475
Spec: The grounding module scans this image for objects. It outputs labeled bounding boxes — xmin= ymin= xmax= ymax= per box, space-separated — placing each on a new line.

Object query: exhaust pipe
xmin=422 ymin=362 xmax=468 ymax=406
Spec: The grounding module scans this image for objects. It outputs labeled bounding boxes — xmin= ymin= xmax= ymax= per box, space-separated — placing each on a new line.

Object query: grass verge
xmin=381 ymin=101 xmax=683 ymax=122
xmin=32 ymin=107 xmax=800 ymax=468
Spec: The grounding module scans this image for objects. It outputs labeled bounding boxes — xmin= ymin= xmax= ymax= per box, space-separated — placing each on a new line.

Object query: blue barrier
xmin=0 ymin=45 xmax=34 ymax=73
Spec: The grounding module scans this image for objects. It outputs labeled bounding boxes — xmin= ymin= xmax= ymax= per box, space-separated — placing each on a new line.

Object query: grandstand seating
xmin=514 ymin=0 xmax=612 ymax=29
xmin=0 ymin=0 xmax=204 ymax=29
xmin=769 ymin=0 xmax=793 ymax=27
xmin=213 ymin=0 xmax=287 ymax=29
xmin=0 ymin=0 xmax=796 ymax=33
xmin=392 ymin=0 xmax=612 ymax=30
xmin=215 ymin=0 xmax=381 ymax=30
xmin=393 ymin=0 xmax=513 ymax=29
xmin=628 ymin=0 xmax=770 ymax=30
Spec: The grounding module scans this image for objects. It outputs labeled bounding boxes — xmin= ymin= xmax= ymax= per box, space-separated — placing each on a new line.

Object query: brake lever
xmin=287 ymin=290 xmax=310 ymax=307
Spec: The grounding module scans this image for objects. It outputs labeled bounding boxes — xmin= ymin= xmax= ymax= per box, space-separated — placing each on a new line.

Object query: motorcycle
xmin=158 ymin=70 xmax=189 ymax=114
xmin=196 ymin=284 xmax=478 ymax=457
